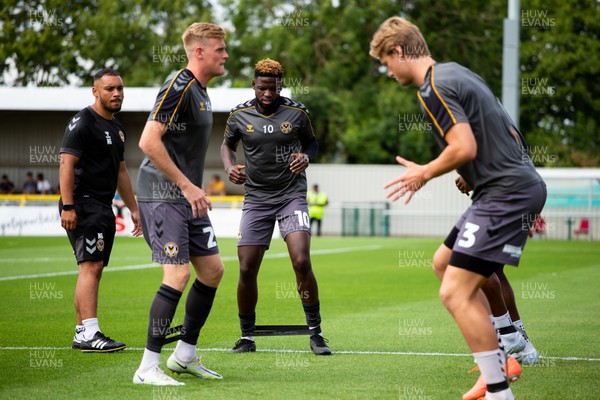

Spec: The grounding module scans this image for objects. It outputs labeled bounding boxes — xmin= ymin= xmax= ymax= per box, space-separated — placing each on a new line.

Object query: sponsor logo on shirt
xmin=246 ymin=124 xmax=254 ymax=133
xmin=118 ymin=130 xmax=125 ymax=142
xmin=104 ymin=131 xmax=112 ymax=145
xmin=502 ymin=244 xmax=523 ymax=258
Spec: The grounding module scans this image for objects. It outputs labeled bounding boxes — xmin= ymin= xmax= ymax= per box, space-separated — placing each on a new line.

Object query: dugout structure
xmin=341 ymin=202 xmax=389 ymax=237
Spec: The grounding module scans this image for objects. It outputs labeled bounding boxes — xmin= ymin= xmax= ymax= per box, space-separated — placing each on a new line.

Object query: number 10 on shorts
xmin=294 ymin=210 xmax=310 ymax=227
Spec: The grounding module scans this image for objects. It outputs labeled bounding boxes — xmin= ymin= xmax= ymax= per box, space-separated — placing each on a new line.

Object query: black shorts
xmin=444 ymin=181 xmax=547 ymax=277
xmin=61 ymin=201 xmax=116 ymax=267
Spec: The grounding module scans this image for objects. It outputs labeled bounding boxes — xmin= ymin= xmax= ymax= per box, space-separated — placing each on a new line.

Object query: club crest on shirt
xmin=246 ymin=124 xmax=254 ymax=133
xmin=280 ymin=121 xmax=293 ymax=134
xmin=119 ymin=130 xmax=125 ymax=142
xmin=199 ymin=101 xmax=212 ymax=111
xmin=163 ymin=242 xmax=179 ymax=258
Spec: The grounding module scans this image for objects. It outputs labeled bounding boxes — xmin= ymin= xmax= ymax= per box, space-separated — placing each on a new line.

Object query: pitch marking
xmin=0 ymin=245 xmax=382 ymax=282
xmin=1 ymin=346 xmax=598 ymax=362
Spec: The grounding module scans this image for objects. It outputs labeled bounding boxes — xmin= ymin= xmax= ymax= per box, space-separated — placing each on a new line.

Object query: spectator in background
xmin=0 ymin=174 xmax=16 ymax=194
xmin=23 ymin=172 xmax=37 ymax=194
xmin=37 ymin=173 xmax=53 ymax=194
xmin=207 ymin=174 xmax=226 ymax=196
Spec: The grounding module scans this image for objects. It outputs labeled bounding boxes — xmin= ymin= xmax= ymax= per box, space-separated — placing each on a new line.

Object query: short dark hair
xmin=254 ymin=58 xmax=283 ymax=78
xmin=94 ymin=68 xmax=120 ymax=81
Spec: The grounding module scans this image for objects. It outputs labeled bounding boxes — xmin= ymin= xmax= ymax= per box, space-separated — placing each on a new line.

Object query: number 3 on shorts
xmin=202 ymin=227 xmax=217 ymax=248
xmin=458 ymin=222 xmax=480 ymax=248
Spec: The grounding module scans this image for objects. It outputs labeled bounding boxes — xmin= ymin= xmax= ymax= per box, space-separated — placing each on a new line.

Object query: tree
xmin=2 ymin=0 xmax=598 ymax=166
xmin=0 ymin=0 xmax=214 ymax=86
xmin=520 ymin=0 xmax=600 ymax=166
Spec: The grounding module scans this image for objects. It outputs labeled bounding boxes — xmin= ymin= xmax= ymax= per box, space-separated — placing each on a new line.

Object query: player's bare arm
xmin=384 ymin=122 xmax=476 ymax=204
xmin=116 ymin=161 xmax=142 ymax=236
xmin=220 ymin=140 xmax=247 ymax=184
xmin=139 ymin=120 xmax=211 ymax=218
xmin=59 ymin=153 xmax=79 ymax=231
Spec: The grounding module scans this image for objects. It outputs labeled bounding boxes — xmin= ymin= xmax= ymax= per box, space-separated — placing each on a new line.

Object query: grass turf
xmin=0 ymin=236 xmax=599 ymax=399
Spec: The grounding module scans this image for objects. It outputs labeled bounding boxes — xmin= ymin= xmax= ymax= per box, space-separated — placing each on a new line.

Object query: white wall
xmin=306 ymin=165 xmax=600 ymax=239
xmin=2 ymin=166 xmax=598 ymax=240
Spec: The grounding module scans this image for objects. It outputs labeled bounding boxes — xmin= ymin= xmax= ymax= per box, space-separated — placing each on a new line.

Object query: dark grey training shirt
xmin=137 ymin=69 xmax=213 ymax=203
xmin=224 ymin=96 xmax=318 ymax=204
xmin=417 ymin=62 xmax=542 ymax=201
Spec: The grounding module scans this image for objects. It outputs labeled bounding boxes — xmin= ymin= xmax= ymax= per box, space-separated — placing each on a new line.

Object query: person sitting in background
xmin=36 ymin=173 xmax=53 ymax=194
xmin=22 ymin=172 xmax=37 ymax=194
xmin=0 ymin=174 xmax=15 ymax=194
xmin=207 ymin=174 xmax=226 ymax=196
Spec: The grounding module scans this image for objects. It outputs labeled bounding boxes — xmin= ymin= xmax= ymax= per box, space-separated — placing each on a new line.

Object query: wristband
xmin=62 ymin=204 xmax=75 ymax=211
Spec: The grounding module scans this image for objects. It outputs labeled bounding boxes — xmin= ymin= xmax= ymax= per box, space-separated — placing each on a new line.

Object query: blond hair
xmin=254 ymin=58 xmax=283 ymax=77
xmin=182 ymin=22 xmax=226 ymax=57
xmin=369 ymin=16 xmax=430 ymax=60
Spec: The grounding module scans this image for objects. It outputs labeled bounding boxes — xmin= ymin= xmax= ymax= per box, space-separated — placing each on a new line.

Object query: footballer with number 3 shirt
xmin=221 ymin=58 xmax=331 ymax=355
xmin=370 ymin=17 xmax=547 ymax=400
xmin=59 ymin=68 xmax=142 ymax=353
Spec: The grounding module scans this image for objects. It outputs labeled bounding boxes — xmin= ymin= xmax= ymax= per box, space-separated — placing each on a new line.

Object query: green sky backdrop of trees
xmin=1 ymin=0 xmax=598 ymax=166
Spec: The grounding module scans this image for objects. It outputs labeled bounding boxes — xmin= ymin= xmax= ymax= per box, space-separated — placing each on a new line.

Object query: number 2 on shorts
xmin=458 ymin=222 xmax=480 ymax=248
xmin=202 ymin=227 xmax=217 ymax=248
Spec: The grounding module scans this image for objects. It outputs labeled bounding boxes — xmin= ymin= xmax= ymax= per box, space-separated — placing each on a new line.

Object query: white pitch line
xmin=0 ymin=245 xmax=382 ymax=282
xmin=1 ymin=346 xmax=598 ymax=362
xmin=0 ymin=255 xmax=146 ymax=263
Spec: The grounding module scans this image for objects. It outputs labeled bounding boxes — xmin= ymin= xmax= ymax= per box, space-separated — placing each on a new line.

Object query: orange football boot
xmin=462 ymin=356 xmax=522 ymax=400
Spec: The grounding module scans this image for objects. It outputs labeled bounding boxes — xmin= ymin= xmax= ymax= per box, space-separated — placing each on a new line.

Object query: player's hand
xmin=182 ymin=184 xmax=212 ymax=218
xmin=528 ymin=214 xmax=545 ymax=238
xmin=129 ymin=209 xmax=143 ymax=237
xmin=384 ymin=156 xmax=429 ymax=204
xmin=61 ymin=209 xmax=77 ymax=231
xmin=290 ymin=153 xmax=309 ymax=173
xmin=455 ymin=176 xmax=471 ymax=195
xmin=226 ymin=165 xmax=247 ymax=184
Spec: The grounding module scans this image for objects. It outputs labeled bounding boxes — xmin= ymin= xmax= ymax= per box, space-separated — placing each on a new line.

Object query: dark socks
xmin=181 ymin=279 xmax=217 ymax=346
xmin=146 ymin=284 xmax=182 ymax=353
xmin=239 ymin=312 xmax=256 ymax=338
xmin=303 ymin=301 xmax=322 ymax=335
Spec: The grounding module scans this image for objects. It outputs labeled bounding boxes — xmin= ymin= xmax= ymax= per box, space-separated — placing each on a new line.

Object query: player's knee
xmin=164 ymin=265 xmax=190 ymax=287
xmin=209 ymin=260 xmax=225 ymax=281
xmin=79 ymin=261 xmax=104 ymax=279
xmin=291 ymin=255 xmax=311 ymax=276
xmin=439 ymin=285 xmax=459 ymax=313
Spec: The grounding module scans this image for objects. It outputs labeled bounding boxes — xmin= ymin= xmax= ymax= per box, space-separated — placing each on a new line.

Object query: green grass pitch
xmin=0 ymin=236 xmax=599 ymax=399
